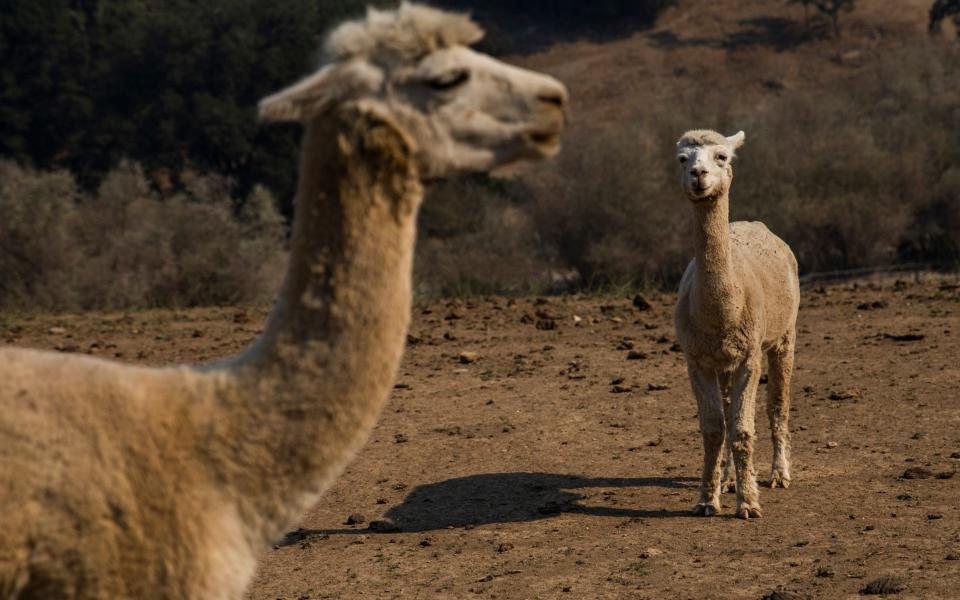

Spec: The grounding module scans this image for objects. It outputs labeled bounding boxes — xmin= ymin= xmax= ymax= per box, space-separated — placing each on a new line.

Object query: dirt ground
xmin=3 ymin=275 xmax=959 ymax=599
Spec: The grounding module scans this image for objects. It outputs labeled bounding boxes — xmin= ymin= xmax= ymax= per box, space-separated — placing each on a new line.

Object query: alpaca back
xmin=728 ymin=221 xmax=800 ymax=346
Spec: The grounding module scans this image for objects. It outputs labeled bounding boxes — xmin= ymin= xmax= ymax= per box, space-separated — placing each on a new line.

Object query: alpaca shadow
xmin=278 ymin=472 xmax=694 ymax=545
xmin=381 ymin=472 xmax=697 ymax=531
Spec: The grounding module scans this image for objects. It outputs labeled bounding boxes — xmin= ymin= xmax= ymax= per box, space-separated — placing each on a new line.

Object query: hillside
xmin=2 ymin=0 xmax=958 ymax=308
xmin=514 ymin=0 xmax=936 ymax=127
xmin=412 ymin=0 xmax=959 ymax=295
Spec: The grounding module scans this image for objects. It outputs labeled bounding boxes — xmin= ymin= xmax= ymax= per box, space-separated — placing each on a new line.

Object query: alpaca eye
xmin=678 ymin=155 xmax=688 ymax=164
xmin=717 ymin=154 xmax=728 ymax=162
xmin=427 ymin=70 xmax=470 ymax=91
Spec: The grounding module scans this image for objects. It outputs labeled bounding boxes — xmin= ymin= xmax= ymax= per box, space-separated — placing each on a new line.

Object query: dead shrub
xmin=0 ymin=162 xmax=81 ymax=310
xmin=415 ymin=175 xmax=550 ymax=296
xmin=0 ymin=161 xmax=286 ymax=311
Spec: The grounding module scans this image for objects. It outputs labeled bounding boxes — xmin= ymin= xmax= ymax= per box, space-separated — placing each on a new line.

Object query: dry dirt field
xmin=3 ymin=275 xmax=959 ymax=599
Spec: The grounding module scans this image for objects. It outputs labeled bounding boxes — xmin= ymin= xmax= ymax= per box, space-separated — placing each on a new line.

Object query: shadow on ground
xmin=278 ymin=472 xmax=695 ymax=545
xmin=429 ymin=1 xmax=672 ymax=55
xmin=650 ymin=17 xmax=817 ymax=52
xmin=723 ymin=17 xmax=817 ymax=51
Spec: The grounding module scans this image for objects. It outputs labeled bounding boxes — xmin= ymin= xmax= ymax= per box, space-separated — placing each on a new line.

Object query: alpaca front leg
xmin=720 ymin=443 xmax=736 ymax=493
xmin=766 ymin=331 xmax=795 ymax=489
xmin=726 ymin=359 xmax=762 ymax=519
xmin=689 ymin=366 xmax=724 ymax=516
xmin=718 ymin=372 xmax=736 ymax=493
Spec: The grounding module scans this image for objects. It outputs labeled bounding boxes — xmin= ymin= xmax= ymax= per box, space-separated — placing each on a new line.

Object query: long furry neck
xmin=691 ymin=186 xmax=741 ymax=327
xmin=218 ymin=105 xmax=422 ymax=545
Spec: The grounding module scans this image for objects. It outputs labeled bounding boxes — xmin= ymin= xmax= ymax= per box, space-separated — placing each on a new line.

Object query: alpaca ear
xmin=726 ymin=131 xmax=746 ymax=150
xmin=259 ymin=62 xmax=382 ymax=123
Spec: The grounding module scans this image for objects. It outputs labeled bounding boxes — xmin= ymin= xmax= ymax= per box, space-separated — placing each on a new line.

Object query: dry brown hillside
xmin=434 ymin=0 xmax=959 ymax=296
xmin=517 ymin=0 xmax=935 ymax=125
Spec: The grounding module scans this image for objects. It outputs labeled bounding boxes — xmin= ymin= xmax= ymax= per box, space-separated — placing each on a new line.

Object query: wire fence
xmin=799 ymin=262 xmax=960 ymax=289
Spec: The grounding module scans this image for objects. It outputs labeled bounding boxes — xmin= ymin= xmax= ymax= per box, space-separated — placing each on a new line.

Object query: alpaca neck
xmin=691 ymin=190 xmax=741 ymax=327
xmin=220 ymin=105 xmax=422 ymax=544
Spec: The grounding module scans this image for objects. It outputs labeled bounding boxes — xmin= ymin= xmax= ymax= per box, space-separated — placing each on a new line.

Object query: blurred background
xmin=0 ymin=0 xmax=958 ymax=310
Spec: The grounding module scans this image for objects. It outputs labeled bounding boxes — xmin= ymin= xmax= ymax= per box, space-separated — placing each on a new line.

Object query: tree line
xmin=0 ymin=0 xmax=378 ymax=210
xmin=0 ymin=0 xmax=676 ymax=212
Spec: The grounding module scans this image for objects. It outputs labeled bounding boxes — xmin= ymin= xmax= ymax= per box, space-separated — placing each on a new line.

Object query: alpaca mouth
xmin=524 ymin=108 xmax=565 ymax=154
xmin=688 ymin=183 xmax=717 ymax=202
xmin=524 ymin=129 xmax=562 ymax=156
xmin=530 ymin=131 xmax=561 ymax=147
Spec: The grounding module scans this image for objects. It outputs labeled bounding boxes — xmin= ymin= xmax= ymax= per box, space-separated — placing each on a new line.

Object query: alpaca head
xmin=259 ymin=3 xmax=569 ymax=179
xmin=676 ymin=130 xmax=745 ymax=203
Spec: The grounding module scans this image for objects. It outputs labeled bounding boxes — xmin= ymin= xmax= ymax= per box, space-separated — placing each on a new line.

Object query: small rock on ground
xmin=760 ymin=591 xmax=805 ymax=600
xmin=901 ymin=467 xmax=933 ymax=479
xmin=458 ymin=351 xmax=480 ymax=364
xmin=368 ymin=519 xmax=401 ymax=533
xmin=860 ymin=575 xmax=906 ymax=595
xmin=632 ymin=294 xmax=653 ymax=311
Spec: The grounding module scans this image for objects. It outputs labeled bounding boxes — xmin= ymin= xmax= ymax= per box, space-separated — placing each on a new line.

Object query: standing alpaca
xmin=673 ymin=130 xmax=800 ymax=519
xmin=0 ymin=4 xmax=567 ymax=598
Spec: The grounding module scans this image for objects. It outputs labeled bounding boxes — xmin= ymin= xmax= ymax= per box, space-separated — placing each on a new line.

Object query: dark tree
xmin=0 ymin=0 xmax=672 ymax=211
xmin=0 ymin=0 xmax=93 ymax=169
xmin=430 ymin=0 xmax=676 ymax=54
xmin=930 ymin=0 xmax=960 ymax=35
xmin=0 ymin=0 xmax=375 ymax=210
xmin=788 ymin=0 xmax=856 ymax=37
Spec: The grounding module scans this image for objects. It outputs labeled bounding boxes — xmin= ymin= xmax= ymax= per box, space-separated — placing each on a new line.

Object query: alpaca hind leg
xmin=726 ymin=358 xmax=762 ymax=519
xmin=688 ymin=365 xmax=724 ymax=516
xmin=767 ymin=331 xmax=795 ymax=489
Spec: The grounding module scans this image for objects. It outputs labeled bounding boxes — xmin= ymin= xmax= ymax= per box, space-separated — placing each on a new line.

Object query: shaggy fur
xmin=0 ymin=4 xmax=567 ymax=598
xmin=326 ymin=3 xmax=484 ymax=63
xmin=673 ymin=129 xmax=800 ymax=520
xmin=677 ymin=129 xmax=731 ymax=150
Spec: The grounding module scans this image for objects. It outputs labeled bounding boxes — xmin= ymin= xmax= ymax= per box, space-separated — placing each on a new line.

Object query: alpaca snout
xmin=538 ymin=90 xmax=566 ymax=110
xmin=534 ymin=77 xmax=570 ymax=125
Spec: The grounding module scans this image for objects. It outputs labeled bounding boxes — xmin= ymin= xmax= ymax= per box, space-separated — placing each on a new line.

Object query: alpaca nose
xmin=690 ymin=166 xmax=707 ymax=177
xmin=536 ymin=80 xmax=569 ymax=119
xmin=538 ymin=90 xmax=566 ymax=109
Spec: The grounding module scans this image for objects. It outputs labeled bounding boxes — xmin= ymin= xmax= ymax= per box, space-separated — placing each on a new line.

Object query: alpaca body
xmin=0 ymin=351 xmax=255 ymax=599
xmin=0 ymin=4 xmax=566 ymax=596
xmin=673 ymin=130 xmax=800 ymax=519
xmin=0 ymin=107 xmax=417 ymax=599
xmin=676 ymin=221 xmax=798 ymax=370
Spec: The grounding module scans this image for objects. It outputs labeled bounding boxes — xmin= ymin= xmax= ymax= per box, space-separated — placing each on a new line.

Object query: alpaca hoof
xmin=720 ymin=480 xmax=736 ymax=494
xmin=692 ymin=502 xmax=720 ymax=517
xmin=769 ymin=471 xmax=791 ymax=489
xmin=735 ymin=504 xmax=762 ymax=520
